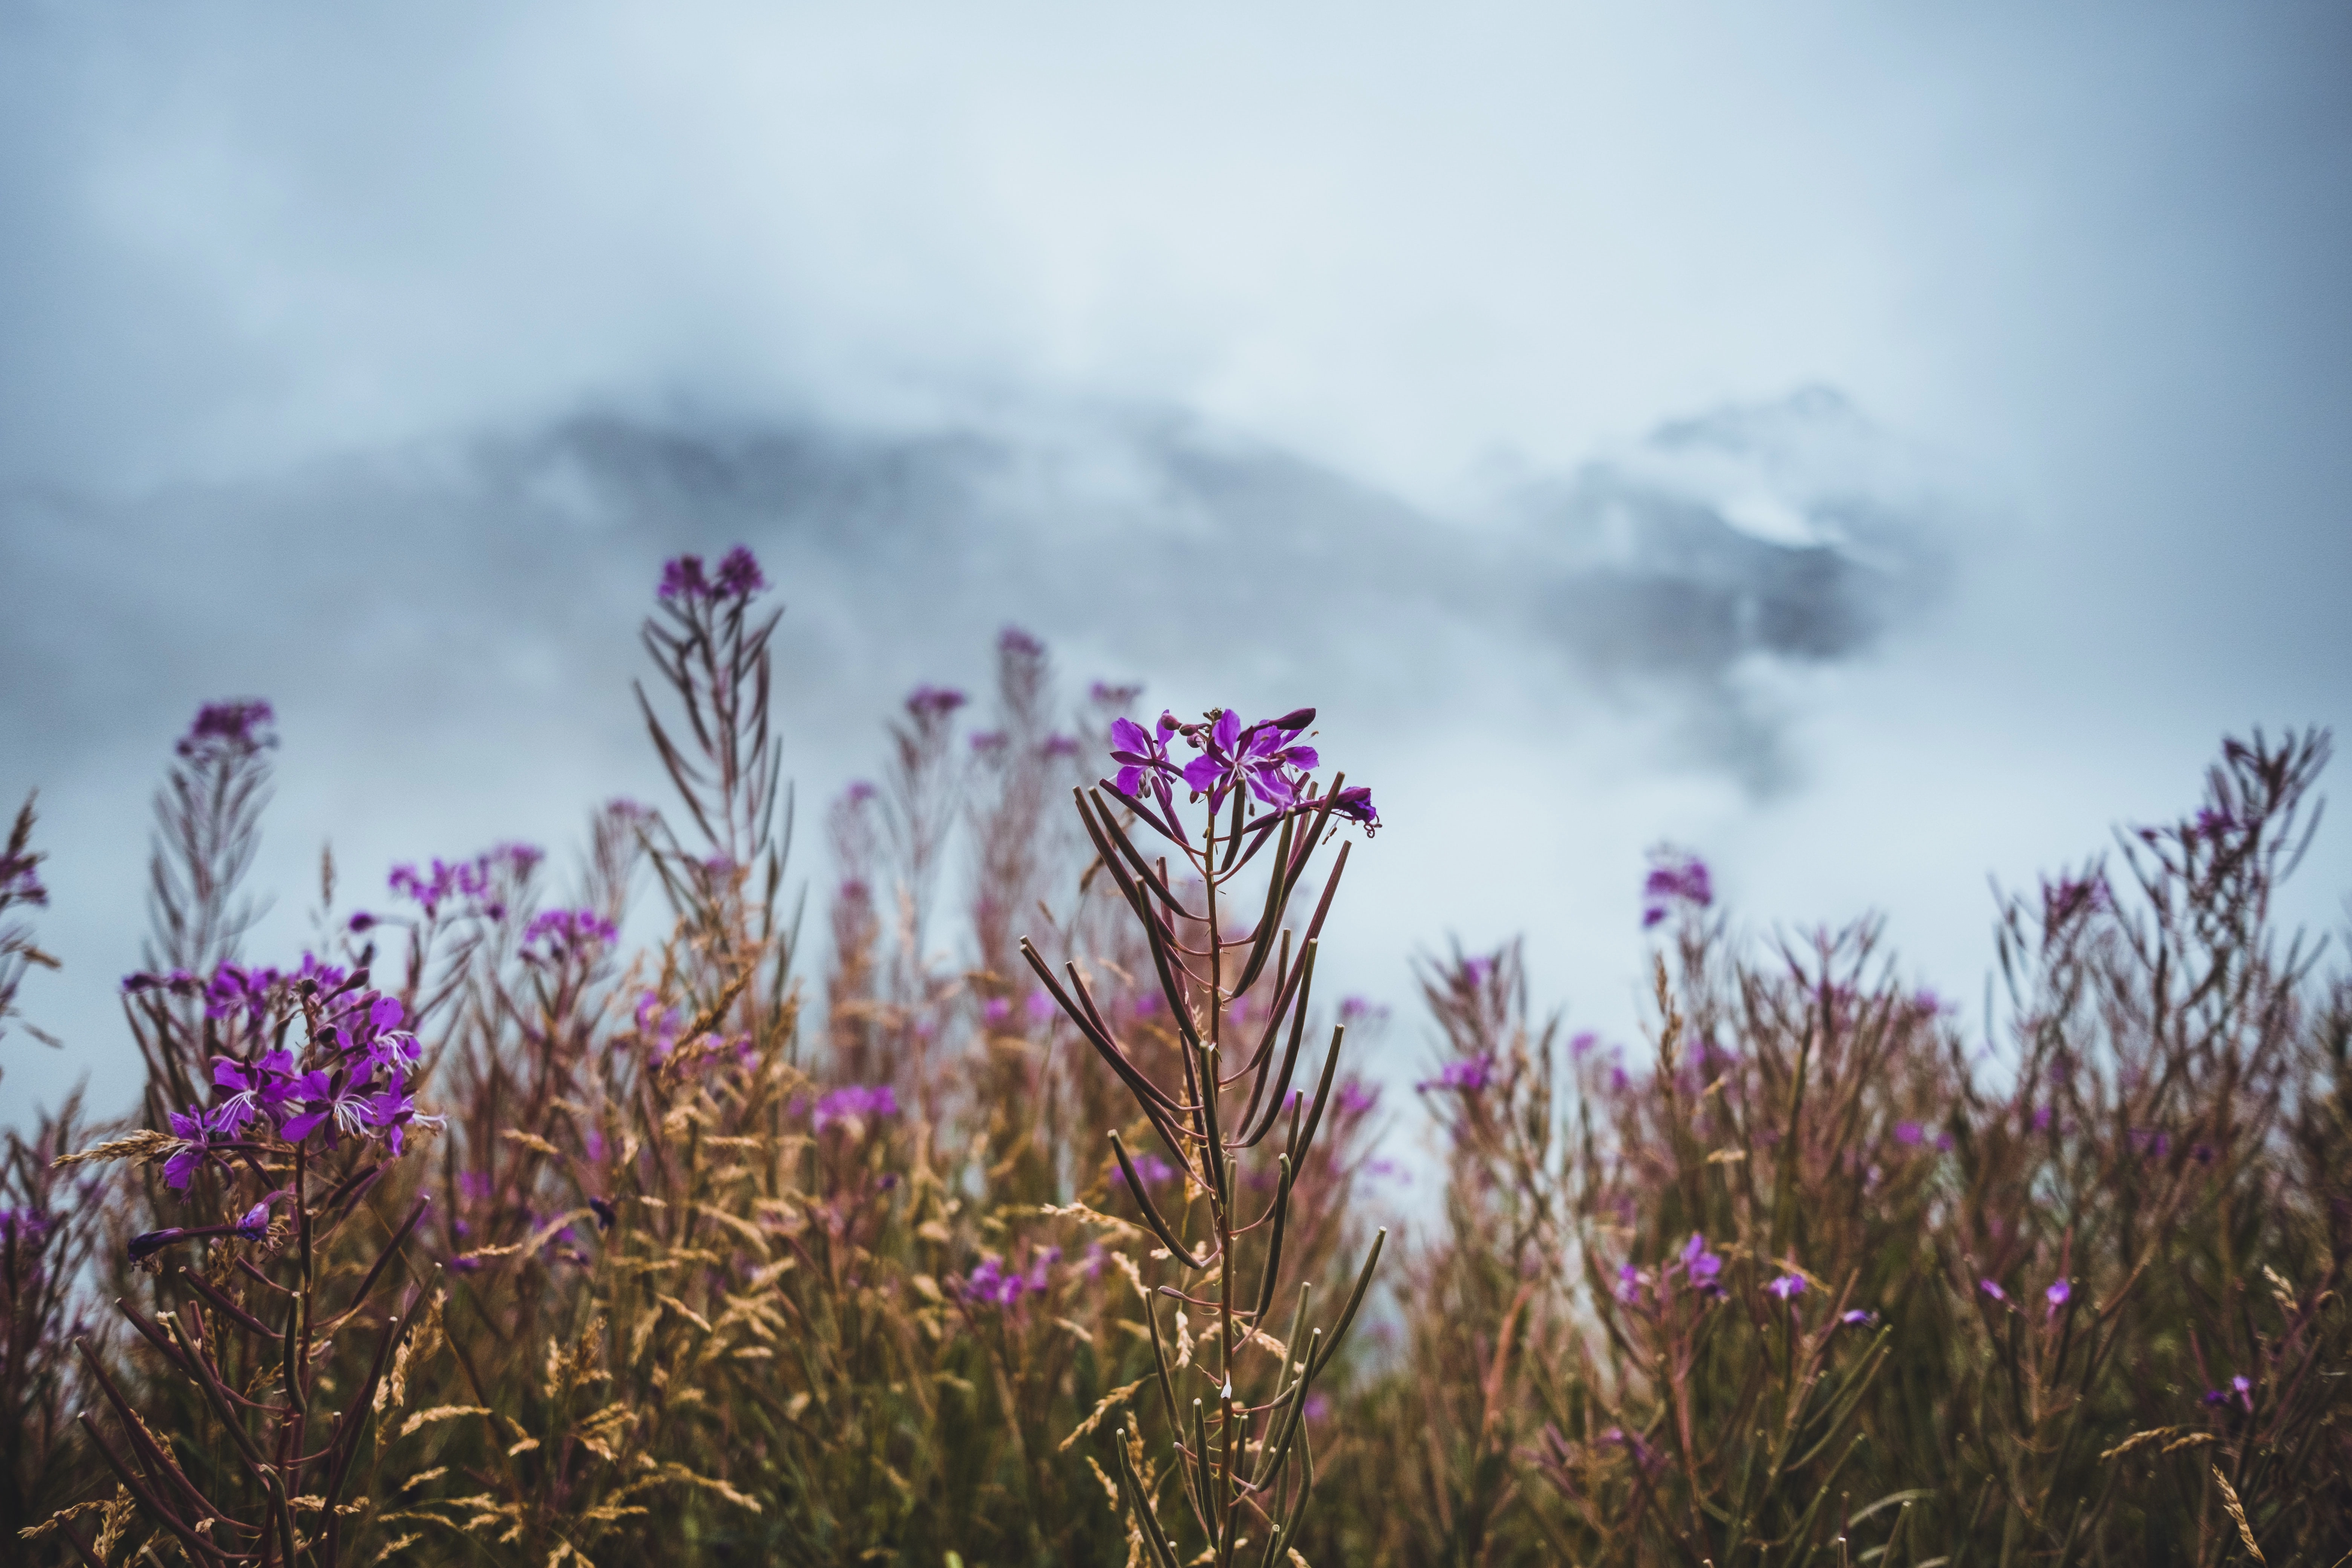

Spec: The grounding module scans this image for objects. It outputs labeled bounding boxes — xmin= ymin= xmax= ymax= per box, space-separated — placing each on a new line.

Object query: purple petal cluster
xmin=2202 ymin=1375 xmax=2254 ymax=1410
xmin=1416 ymin=1055 xmax=1494 ymax=1094
xmin=159 ymin=984 xmax=439 ymax=1190
xmin=1766 ymin=1272 xmax=1807 ymax=1302
xmin=1642 ymin=849 xmax=1714 ymax=929
xmin=1109 ymin=712 xmax=1184 ymax=801
xmin=1179 ymin=708 xmax=1321 ymax=813
xmin=658 ymin=546 xmax=767 ymax=603
xmin=1107 ymin=704 xmax=1377 ymax=837
xmin=813 ymin=1084 xmax=900 ymax=1130
xmin=175 ymin=699 xmax=277 ymax=764
xmin=524 ymin=908 xmax=620 ymax=963
xmin=964 ymin=1247 xmax=1060 ymax=1308
xmin=1125 ymin=1152 xmax=1181 ymax=1187
xmin=388 ymin=842 xmax=542 ymax=920
xmin=906 ymin=684 xmax=969 ymax=721
xmin=1679 ymin=1233 xmax=1726 ymax=1297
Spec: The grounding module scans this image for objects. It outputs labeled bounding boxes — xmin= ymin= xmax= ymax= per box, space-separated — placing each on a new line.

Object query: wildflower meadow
xmin=2 ymin=549 xmax=2346 ymax=1566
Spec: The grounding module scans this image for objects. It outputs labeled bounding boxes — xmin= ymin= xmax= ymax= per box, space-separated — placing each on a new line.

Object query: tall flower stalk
xmin=1024 ymin=706 xmax=1382 ymax=1567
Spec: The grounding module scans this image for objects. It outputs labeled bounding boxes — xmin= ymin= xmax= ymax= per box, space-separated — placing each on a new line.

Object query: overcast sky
xmin=4 ymin=0 xmax=2350 ymax=1127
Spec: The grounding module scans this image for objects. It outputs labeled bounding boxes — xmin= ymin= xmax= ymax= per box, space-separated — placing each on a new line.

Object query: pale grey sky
xmin=4 ymin=0 xmax=2349 ymax=1123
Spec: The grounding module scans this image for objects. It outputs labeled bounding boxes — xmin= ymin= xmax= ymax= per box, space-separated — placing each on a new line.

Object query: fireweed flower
xmin=659 ymin=554 xmax=710 ymax=601
xmin=906 ymin=684 xmax=968 ymax=721
xmin=1109 ymin=712 xmax=1184 ymax=799
xmin=210 ymin=1050 xmax=326 ymax=1137
xmin=2046 ymin=1279 xmax=2071 ymax=1318
xmin=1767 ymin=1273 xmax=1807 ymax=1302
xmin=1417 ymin=1056 xmax=1494 ymax=1094
xmin=1180 ymin=707 xmax=1320 ymax=813
xmin=2204 ymin=1376 xmax=2255 ymax=1410
xmin=176 ymin=699 xmax=277 ymax=763
xmin=1840 ymin=1308 xmax=1879 ymax=1328
xmin=813 ymin=1084 xmax=900 ymax=1130
xmin=1642 ymin=848 xmax=1713 ymax=929
xmin=1680 ymin=1233 xmax=1725 ymax=1296
xmin=1125 ymin=1152 xmax=1182 ymax=1188
xmin=1894 ymin=1121 xmax=1925 ymax=1146
xmin=524 ymin=907 xmax=620 ymax=964
xmin=163 ymin=1106 xmax=221 ymax=1190
xmin=205 ymin=963 xmax=283 ymax=1031
xmin=713 ymin=545 xmax=767 ymax=599
xmin=1980 ymin=1279 xmax=2008 ymax=1304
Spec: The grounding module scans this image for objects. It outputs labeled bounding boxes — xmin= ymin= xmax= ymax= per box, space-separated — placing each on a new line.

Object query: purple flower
xmin=210 ymin=1051 xmax=325 ymax=1136
xmin=1641 ymin=849 xmax=1713 ymax=929
xmin=659 ymin=555 xmax=711 ymax=601
xmin=588 ymin=1197 xmax=617 ymax=1232
xmin=969 ymin=730 xmax=1007 ymax=755
xmin=1335 ymin=1079 xmax=1379 ymax=1116
xmin=906 ymin=684 xmax=968 ymax=721
xmin=998 ymin=625 xmax=1046 ymax=658
xmin=176 ymin=699 xmax=277 ymax=763
xmin=205 ymin=963 xmax=283 ymax=1031
xmin=1126 ymin=1152 xmax=1181 ymax=1188
xmin=1180 ymin=708 xmax=1320 ymax=813
xmin=1680 ymin=1233 xmax=1724 ymax=1295
xmin=1416 ymin=1056 xmax=1494 ymax=1094
xmin=2204 ymin=1375 xmax=2254 ymax=1412
xmin=1322 ymin=784 xmax=1379 ymax=833
xmin=234 ymin=1191 xmax=287 ymax=1240
xmin=813 ymin=1084 xmax=900 ymax=1130
xmin=388 ymin=846 xmax=537 ymax=919
xmin=965 ymin=1255 xmax=1024 ymax=1308
xmin=162 ymin=1106 xmax=220 ymax=1190
xmin=2045 ymin=1279 xmax=2070 ymax=1317
xmin=1109 ymin=711 xmax=1184 ymax=798
xmin=1614 ymin=1264 xmax=1647 ymax=1304
xmin=1980 ymin=1279 xmax=2007 ymax=1305
xmin=1570 ymin=1030 xmax=1598 ymax=1057
xmin=122 ymin=968 xmax=203 ymax=997
xmin=1839 ymin=1308 xmax=1879 ymax=1328
xmin=361 ymin=1082 xmax=441 ymax=1156
xmin=1461 ymin=956 xmax=1495 ymax=990
xmin=713 ymin=545 xmax=767 ymax=599
xmin=280 ymin=1076 xmax=381 ymax=1146
xmin=1894 ymin=1121 xmax=1925 ymax=1147
xmin=1041 ymin=733 xmax=1080 ymax=758
xmin=1766 ymin=1273 xmax=1807 ymax=1302
xmin=524 ymin=907 xmax=620 ymax=963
